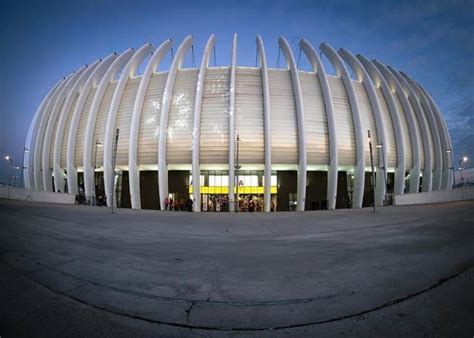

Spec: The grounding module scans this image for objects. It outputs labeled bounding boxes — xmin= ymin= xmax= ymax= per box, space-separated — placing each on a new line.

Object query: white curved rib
xmin=373 ymin=60 xmax=420 ymax=193
xmin=228 ymin=33 xmax=237 ymax=212
xmin=25 ymin=78 xmax=65 ymax=190
xmin=414 ymin=81 xmax=453 ymax=189
xmin=256 ymin=35 xmax=272 ymax=212
xmin=66 ymin=53 xmax=118 ymax=195
xmin=83 ymin=48 xmax=135 ymax=201
xmin=299 ymin=39 xmax=338 ymax=210
xmin=158 ymin=35 xmax=193 ymax=211
xmin=33 ymin=73 xmax=74 ymax=191
xmin=400 ymin=72 xmax=444 ymax=191
xmin=192 ymin=34 xmax=216 ymax=212
xmin=53 ymin=60 xmax=100 ymax=193
xmin=129 ymin=40 xmax=172 ymax=210
xmin=279 ymin=36 xmax=307 ymax=211
xmin=339 ymin=48 xmax=387 ymax=207
xmin=357 ymin=55 xmax=405 ymax=196
xmin=388 ymin=66 xmax=433 ymax=192
xmin=320 ymin=43 xmax=365 ymax=209
xmin=41 ymin=66 xmax=87 ymax=191
xmin=103 ymin=43 xmax=154 ymax=208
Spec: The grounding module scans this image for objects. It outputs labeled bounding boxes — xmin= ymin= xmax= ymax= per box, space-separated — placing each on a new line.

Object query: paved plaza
xmin=0 ymin=199 xmax=473 ymax=337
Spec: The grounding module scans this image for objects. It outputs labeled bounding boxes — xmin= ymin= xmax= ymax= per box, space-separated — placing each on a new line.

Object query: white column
xmin=339 ymin=48 xmax=387 ymax=207
xmin=192 ymin=34 xmax=216 ymax=212
xmin=83 ymin=48 xmax=135 ymax=201
xmin=414 ymin=81 xmax=454 ymax=189
xmin=129 ymin=40 xmax=172 ymax=209
xmin=256 ymin=35 xmax=272 ymax=212
xmin=278 ymin=37 xmax=307 ymax=211
xmin=373 ymin=61 xmax=420 ymax=194
xmin=53 ymin=60 xmax=100 ymax=193
xmin=389 ymin=67 xmax=433 ymax=192
xmin=357 ymin=55 xmax=405 ymax=196
xmin=158 ymin=35 xmax=193 ymax=211
xmin=25 ymin=78 xmax=65 ymax=190
xmin=66 ymin=53 xmax=118 ymax=195
xmin=228 ymin=33 xmax=237 ymax=212
xmin=401 ymin=72 xmax=444 ymax=191
xmin=103 ymin=43 xmax=153 ymax=207
xmin=320 ymin=43 xmax=365 ymax=209
xmin=34 ymin=73 xmax=74 ymax=191
xmin=299 ymin=39 xmax=338 ymax=210
xmin=42 ymin=66 xmax=87 ymax=191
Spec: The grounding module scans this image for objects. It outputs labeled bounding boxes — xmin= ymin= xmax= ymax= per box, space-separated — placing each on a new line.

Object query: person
xmin=179 ymin=198 xmax=185 ymax=211
xmin=248 ymin=199 xmax=255 ymax=212
xmin=164 ymin=197 xmax=169 ymax=211
xmin=186 ymin=198 xmax=193 ymax=212
xmin=169 ymin=198 xmax=174 ymax=211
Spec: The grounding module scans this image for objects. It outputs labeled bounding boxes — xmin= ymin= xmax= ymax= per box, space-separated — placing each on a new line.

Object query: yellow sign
xmin=189 ymin=186 xmax=278 ymax=194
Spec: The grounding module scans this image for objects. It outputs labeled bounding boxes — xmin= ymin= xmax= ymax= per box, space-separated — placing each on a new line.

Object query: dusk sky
xmin=0 ymin=0 xmax=473 ymax=185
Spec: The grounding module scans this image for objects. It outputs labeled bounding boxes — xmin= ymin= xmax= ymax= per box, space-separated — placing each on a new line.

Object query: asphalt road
xmin=0 ymin=199 xmax=473 ymax=337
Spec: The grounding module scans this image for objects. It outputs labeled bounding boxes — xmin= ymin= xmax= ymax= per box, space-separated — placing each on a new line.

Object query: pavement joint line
xmin=1 ymin=253 xmax=473 ymax=331
xmin=0 ymin=251 xmax=319 ymax=306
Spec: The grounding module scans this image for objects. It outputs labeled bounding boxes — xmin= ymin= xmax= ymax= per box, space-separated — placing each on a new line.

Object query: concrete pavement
xmin=0 ymin=199 xmax=473 ymax=336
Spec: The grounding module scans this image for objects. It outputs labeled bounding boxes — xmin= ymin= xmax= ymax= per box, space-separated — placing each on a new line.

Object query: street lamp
xmin=4 ymin=155 xmax=13 ymax=198
xmin=234 ymin=135 xmax=241 ymax=213
xmin=93 ymin=140 xmax=103 ymax=205
xmin=446 ymin=149 xmax=455 ymax=187
xmin=368 ymin=131 xmax=376 ymax=213
xmin=459 ymin=156 xmax=468 ymax=186
xmin=376 ymin=143 xmax=388 ymax=205
xmin=21 ymin=147 xmax=29 ymax=188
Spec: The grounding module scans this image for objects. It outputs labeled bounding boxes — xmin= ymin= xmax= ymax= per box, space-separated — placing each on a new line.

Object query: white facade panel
xmin=235 ymin=67 xmax=264 ymax=164
xmin=327 ymin=76 xmax=356 ymax=166
xmin=299 ymin=71 xmax=329 ymax=166
xmin=60 ymin=94 xmax=79 ymax=168
xmin=48 ymin=100 xmax=64 ymax=170
xmin=268 ymin=69 xmax=298 ymax=164
xmin=393 ymin=93 xmax=413 ymax=169
xmin=407 ymin=99 xmax=425 ymax=170
xmin=166 ymin=69 xmax=198 ymax=164
xmin=137 ymin=72 xmax=168 ymax=165
xmin=115 ymin=77 xmax=141 ymax=166
xmin=200 ymin=67 xmax=230 ymax=164
xmin=353 ymin=81 xmax=379 ymax=165
xmin=91 ymin=82 xmax=117 ymax=167
xmin=419 ymin=104 xmax=436 ymax=170
xmin=74 ymin=87 xmax=97 ymax=167
xmin=375 ymin=88 xmax=397 ymax=168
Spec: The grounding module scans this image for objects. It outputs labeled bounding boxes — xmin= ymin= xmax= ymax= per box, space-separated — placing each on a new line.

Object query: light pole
xmin=20 ymin=147 xmax=28 ymax=188
xmin=111 ymin=129 xmax=119 ymax=214
xmin=93 ymin=140 xmax=103 ymax=205
xmin=459 ymin=156 xmax=468 ymax=200
xmin=376 ymin=143 xmax=388 ymax=205
xmin=12 ymin=166 xmax=20 ymax=187
xmin=459 ymin=156 xmax=468 ymax=185
xmin=234 ymin=135 xmax=241 ymax=213
xmin=368 ymin=131 xmax=376 ymax=213
xmin=446 ymin=149 xmax=455 ymax=187
xmin=4 ymin=155 xmax=13 ymax=198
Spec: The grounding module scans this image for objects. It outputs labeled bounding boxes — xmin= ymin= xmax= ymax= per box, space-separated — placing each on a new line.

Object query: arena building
xmin=23 ymin=34 xmax=454 ymax=212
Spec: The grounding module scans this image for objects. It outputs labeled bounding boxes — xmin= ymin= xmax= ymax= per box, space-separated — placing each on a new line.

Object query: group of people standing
xmin=164 ymin=197 xmax=193 ymax=211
